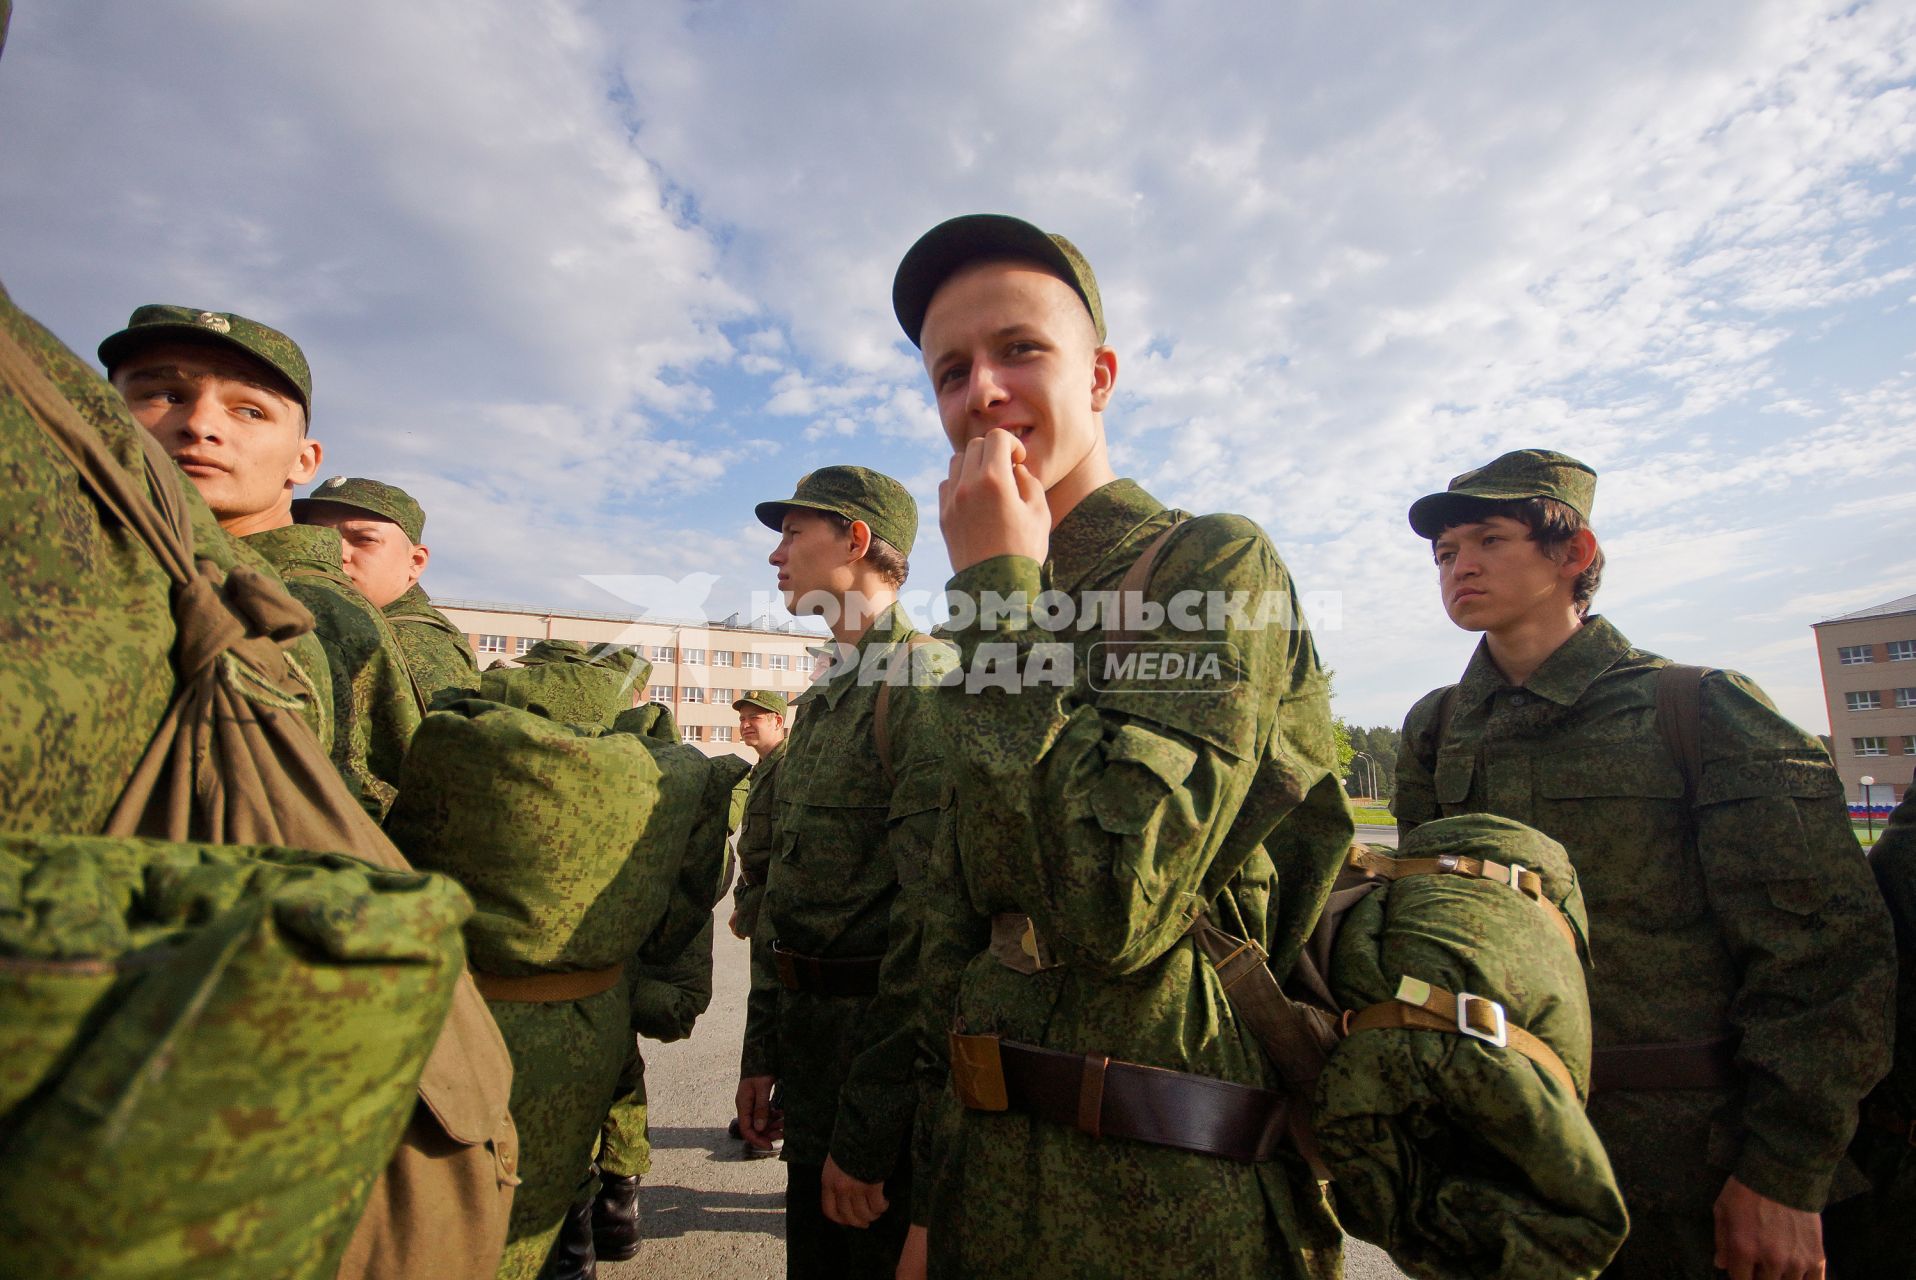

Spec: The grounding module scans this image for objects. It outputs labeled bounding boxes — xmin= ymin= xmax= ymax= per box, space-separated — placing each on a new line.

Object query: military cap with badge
xmin=294 ymin=476 xmax=428 ymax=544
xmin=754 ymin=464 xmax=918 ymax=557
xmin=98 ymin=304 xmax=313 ymax=413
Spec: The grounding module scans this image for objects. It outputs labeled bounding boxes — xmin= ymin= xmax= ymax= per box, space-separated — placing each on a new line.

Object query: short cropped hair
xmin=1437 ymin=496 xmax=1604 ymax=613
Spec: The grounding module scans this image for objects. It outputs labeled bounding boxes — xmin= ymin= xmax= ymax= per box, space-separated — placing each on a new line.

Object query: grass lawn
xmin=1854 ymin=824 xmax=1882 ymax=849
xmin=1352 ymin=805 xmax=1396 ymax=825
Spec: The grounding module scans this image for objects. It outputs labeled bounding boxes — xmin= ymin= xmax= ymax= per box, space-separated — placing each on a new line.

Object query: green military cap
xmin=292 ymin=476 xmax=426 ymax=544
xmin=98 ymin=304 xmax=313 ymax=412
xmin=755 ymin=465 xmax=918 ymax=558
xmin=1408 ymin=448 xmax=1598 ymax=540
xmin=732 ymin=689 xmax=788 ymax=716
xmin=892 ymin=213 xmax=1105 ymax=348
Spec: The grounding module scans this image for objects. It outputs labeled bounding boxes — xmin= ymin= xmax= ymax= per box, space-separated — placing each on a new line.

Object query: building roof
xmin=1815 ymin=592 xmax=1916 ymax=626
xmin=437 ymin=597 xmax=821 ymax=637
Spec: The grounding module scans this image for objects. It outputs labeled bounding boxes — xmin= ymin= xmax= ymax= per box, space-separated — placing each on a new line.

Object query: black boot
xmin=541 ymin=1186 xmax=597 ymax=1280
xmin=592 ymin=1171 xmax=642 ymax=1262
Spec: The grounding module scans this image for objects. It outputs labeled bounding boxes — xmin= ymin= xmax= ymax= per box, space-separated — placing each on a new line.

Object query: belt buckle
xmin=1454 ymin=991 xmax=1509 ymax=1049
xmin=949 ymin=1031 xmax=1010 ymax=1112
xmin=1506 ymin=861 xmax=1527 ymax=890
xmin=1435 ymin=854 xmax=1460 ymax=874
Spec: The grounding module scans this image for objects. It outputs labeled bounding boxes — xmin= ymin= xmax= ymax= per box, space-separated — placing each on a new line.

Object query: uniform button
xmin=1508 ymin=692 xmax=1527 ymax=706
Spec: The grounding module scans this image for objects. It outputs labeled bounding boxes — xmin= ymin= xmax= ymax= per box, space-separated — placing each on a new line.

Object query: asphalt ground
xmin=604 ymin=898 xmax=1406 ymax=1279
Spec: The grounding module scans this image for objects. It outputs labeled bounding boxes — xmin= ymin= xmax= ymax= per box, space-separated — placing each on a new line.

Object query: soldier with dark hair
xmin=1395 ymin=448 xmax=1895 ymax=1280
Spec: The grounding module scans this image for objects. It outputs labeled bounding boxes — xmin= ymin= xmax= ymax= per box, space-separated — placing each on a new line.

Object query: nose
xmin=768 ymin=541 xmax=785 ymax=568
xmin=967 ymin=361 xmax=1008 ymax=415
xmin=181 ymin=386 xmax=225 ymax=442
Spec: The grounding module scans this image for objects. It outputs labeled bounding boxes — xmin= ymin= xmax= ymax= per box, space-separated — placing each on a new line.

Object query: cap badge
xmin=195 ymin=312 xmax=231 ymax=334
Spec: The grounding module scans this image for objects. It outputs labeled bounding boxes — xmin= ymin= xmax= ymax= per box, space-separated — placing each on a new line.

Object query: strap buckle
xmin=949 ymin=1031 xmax=1010 ymax=1111
xmin=1454 ymin=990 xmax=1509 ymax=1049
xmin=1507 ymin=862 xmax=1528 ymax=890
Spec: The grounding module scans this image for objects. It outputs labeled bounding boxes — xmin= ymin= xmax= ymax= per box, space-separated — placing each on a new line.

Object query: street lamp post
xmin=1862 ymin=775 xmax=1876 ymax=842
xmin=1350 ymin=751 xmax=1377 ymax=802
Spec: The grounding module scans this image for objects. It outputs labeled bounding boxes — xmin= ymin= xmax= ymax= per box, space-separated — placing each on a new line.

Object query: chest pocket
xmin=1536 ymin=744 xmax=1701 ymax=926
xmin=1434 ymin=752 xmax=1476 ymax=808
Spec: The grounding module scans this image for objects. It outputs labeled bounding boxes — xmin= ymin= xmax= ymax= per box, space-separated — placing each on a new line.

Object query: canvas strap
xmin=873 ymin=633 xmax=940 ymax=783
xmin=1346 ymin=975 xmax=1579 ymax=1099
xmin=1345 ymin=844 xmax=1579 ymax=952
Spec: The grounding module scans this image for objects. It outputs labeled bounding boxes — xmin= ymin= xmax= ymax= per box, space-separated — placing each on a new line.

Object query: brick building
xmin=1812 ymin=592 xmax=1916 ymax=807
xmin=436 ymin=600 xmax=822 ymax=760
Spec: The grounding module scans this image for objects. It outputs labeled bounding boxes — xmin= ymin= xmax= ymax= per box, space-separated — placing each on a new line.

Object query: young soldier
xmin=729 ymin=689 xmax=791 ymax=941
xmin=735 ymin=467 xmax=950 ymax=1278
xmin=295 ymin=475 xmax=480 ymax=706
xmin=102 ymin=306 xmax=423 ymax=818
xmin=1394 ymin=449 xmax=1895 ymax=1280
xmin=893 ymin=216 xmax=1352 ymax=1278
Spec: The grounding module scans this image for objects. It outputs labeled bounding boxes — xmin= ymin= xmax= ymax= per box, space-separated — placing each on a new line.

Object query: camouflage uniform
xmin=246 ymin=524 xmax=424 ymax=820
xmin=384 ymin=583 xmax=479 ymax=707
xmin=744 ymin=602 xmax=950 ymax=1278
xmin=1395 ymin=617 xmax=1896 ymax=1271
xmin=917 ymin=479 xmax=1352 ymax=1280
xmin=732 ymin=739 xmax=788 ymax=938
xmin=1824 ymin=782 xmax=1916 ymax=1277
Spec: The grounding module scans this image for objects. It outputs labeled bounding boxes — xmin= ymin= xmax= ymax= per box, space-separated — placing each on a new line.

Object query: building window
xmin=682 ymin=648 xmax=704 ymax=665
xmin=713 ymin=651 xmax=734 ymax=667
xmin=1847 ymin=691 xmax=1883 ymax=712
xmin=713 ymin=726 xmax=733 ymax=742
xmin=742 ymin=652 xmax=761 ymax=669
xmin=650 ymin=686 xmax=672 ymax=703
xmin=650 ymin=645 xmax=675 ymax=662
xmin=680 ymin=687 xmax=705 ymax=703
xmin=477 ymin=634 xmax=507 ymax=653
xmin=515 ymin=636 xmax=537 ymax=655
xmin=1903 ymin=736 xmax=1916 ymax=755
xmin=769 ymin=654 xmax=790 ymax=670
xmin=1839 ymin=645 xmax=1873 ymax=666
xmin=1897 ymin=688 xmax=1916 ymax=709
xmin=1892 ymin=640 xmax=1916 ymax=662
xmin=1855 ymin=737 xmax=1888 ymax=757
xmin=681 ymin=725 xmax=703 ymax=743
xmin=711 ymin=687 xmax=733 ymax=703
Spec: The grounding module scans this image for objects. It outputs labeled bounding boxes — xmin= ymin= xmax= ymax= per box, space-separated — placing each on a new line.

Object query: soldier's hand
xmin=896 ymin=1224 xmax=929 ymax=1279
xmin=820 ymin=1154 xmax=889 ymax=1228
xmin=940 ymin=428 xmax=1049 ymax=572
xmin=735 ymin=1074 xmax=781 ymax=1149
xmin=1713 ymin=1175 xmax=1825 ymax=1280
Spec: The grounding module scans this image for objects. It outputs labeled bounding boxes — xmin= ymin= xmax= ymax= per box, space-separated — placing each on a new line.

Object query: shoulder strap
xmin=1655 ymin=663 xmax=1707 ymax=801
xmin=1416 ymin=683 xmax=1462 ymax=775
xmin=1107 ymin=515 xmax=1193 ymax=652
xmin=874 ymin=634 xmax=939 ymax=784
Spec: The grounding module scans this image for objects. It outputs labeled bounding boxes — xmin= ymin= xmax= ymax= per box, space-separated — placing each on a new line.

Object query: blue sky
xmin=4 ymin=0 xmax=1914 ymax=735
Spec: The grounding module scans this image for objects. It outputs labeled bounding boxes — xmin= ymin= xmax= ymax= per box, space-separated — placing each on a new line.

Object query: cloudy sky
xmin=5 ymin=0 xmax=1914 ymax=735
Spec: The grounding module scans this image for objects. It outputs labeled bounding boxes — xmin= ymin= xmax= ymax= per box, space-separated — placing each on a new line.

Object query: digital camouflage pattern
xmin=613 ymin=699 xmax=676 ymax=742
xmin=1 ymin=280 xmax=187 ymax=832
xmin=384 ymin=582 xmax=480 ymax=708
xmin=599 ymin=916 xmax=723 ymax=1179
xmin=246 ymin=522 xmax=423 ymax=819
xmin=1315 ymin=816 xmax=1626 ymax=1279
xmin=1406 ymin=447 xmax=1598 ymax=539
xmin=488 ymin=979 xmax=633 ymax=1280
xmin=0 ymin=833 xmax=468 ymax=1279
xmin=1825 ymin=785 xmax=1916 ymax=1277
xmin=753 ymin=463 xmax=920 ymax=557
xmin=481 ymin=638 xmax=644 ymax=729
xmin=731 ymin=740 xmax=786 ymax=937
xmin=744 ymin=603 xmax=951 ymax=1189
xmin=98 ymin=303 xmax=314 ymax=410
xmin=385 ymin=700 xmax=674 ymax=974
xmin=294 ymin=475 xmax=426 ymax=543
xmin=1394 ymin=616 xmax=1895 ymax=1220
xmin=917 ymin=479 xmax=1352 ymax=1279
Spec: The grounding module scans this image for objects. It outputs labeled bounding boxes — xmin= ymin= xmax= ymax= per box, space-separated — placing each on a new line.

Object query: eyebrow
xmin=120 ymin=363 xmax=290 ymax=400
xmin=928 ymin=324 xmax=1041 ymax=370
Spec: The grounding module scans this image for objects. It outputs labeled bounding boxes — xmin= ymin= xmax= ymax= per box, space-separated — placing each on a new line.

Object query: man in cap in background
xmin=726 ymin=688 xmax=791 ymax=1159
xmin=1394 ymin=448 xmax=1894 ymax=1280
xmin=103 ymin=305 xmax=424 ymax=818
xmin=892 ymin=215 xmax=1352 ymax=1279
xmin=295 ymin=475 xmax=480 ymax=706
xmin=737 ymin=466 xmax=952 ymax=1278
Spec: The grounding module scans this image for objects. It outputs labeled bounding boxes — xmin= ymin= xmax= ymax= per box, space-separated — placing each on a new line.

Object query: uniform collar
xmin=754 ymin=739 xmax=787 ymax=773
xmin=245 ymin=522 xmax=345 ymax=574
xmin=1048 ymin=478 xmax=1168 ymax=596
xmin=1457 ymin=614 xmax=1633 ymax=711
xmin=803 ymin=599 xmax=914 ymax=711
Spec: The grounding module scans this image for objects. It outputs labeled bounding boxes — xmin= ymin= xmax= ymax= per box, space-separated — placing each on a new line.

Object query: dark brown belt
xmin=772 ymin=943 xmax=882 ymax=996
xmin=950 ymin=1032 xmax=1287 ymax=1163
xmin=471 ymin=963 xmax=624 ymax=1004
xmin=1862 ymin=1102 xmax=1916 ymax=1147
xmin=1590 ymin=1037 xmax=1736 ymax=1093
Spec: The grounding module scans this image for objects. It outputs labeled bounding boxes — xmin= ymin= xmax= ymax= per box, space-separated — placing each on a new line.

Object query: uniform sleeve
xmin=910 ymin=800 xmax=989 ymax=1225
xmin=1391 ymin=688 xmax=1446 ymax=837
xmin=740 ymin=927 xmax=779 ymax=1078
xmin=939 ymin=519 xmax=1349 ymax=981
xmin=828 ymin=644 xmax=955 ymax=1184
xmin=1692 ymin=671 xmax=1896 ymax=1210
xmin=629 ymin=914 xmax=716 ymax=1042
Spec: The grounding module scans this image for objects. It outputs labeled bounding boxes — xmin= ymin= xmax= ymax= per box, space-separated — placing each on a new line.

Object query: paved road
xmin=609 ymin=908 xmax=1405 ymax=1279
xmin=1355 ymin=822 xmax=1399 ymax=848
